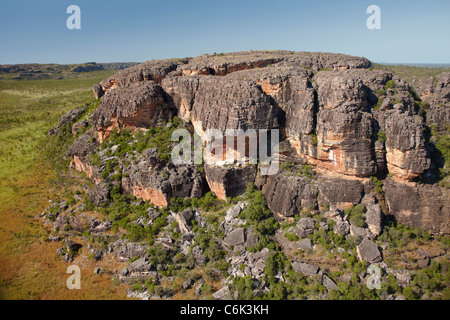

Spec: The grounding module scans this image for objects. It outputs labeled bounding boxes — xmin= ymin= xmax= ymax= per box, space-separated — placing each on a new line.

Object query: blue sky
xmin=0 ymin=0 xmax=449 ymax=64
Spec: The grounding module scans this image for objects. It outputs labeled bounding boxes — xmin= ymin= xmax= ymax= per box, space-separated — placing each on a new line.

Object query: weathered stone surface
xmin=212 ymin=286 xmax=231 ymax=300
xmin=93 ymin=82 xmax=174 ymax=142
xmin=204 ymin=164 xmax=256 ymax=201
xmin=119 ymin=268 xmax=129 ymax=277
xmin=176 ymin=208 xmax=194 ymax=234
xmin=48 ymin=104 xmax=88 ymax=137
xmin=224 ymin=228 xmax=245 ymax=247
xmin=292 ymin=262 xmax=320 ymax=276
xmin=245 ymin=225 xmax=259 ymax=248
xmin=297 ymin=238 xmax=313 ymax=251
xmin=226 ymin=247 xmax=269 ymax=280
xmin=357 ymin=238 xmax=382 ymax=263
xmin=350 ymin=225 xmax=369 ymax=239
xmin=225 ymin=203 xmax=245 ymax=222
xmin=334 ymin=219 xmax=350 ymax=236
xmin=121 ymin=151 xmax=205 ymax=207
xmin=192 ymin=245 xmax=205 ymax=267
xmin=376 ymin=109 xmax=430 ymax=182
xmin=89 ymin=182 xmax=110 ymax=206
xmin=190 ymin=76 xmax=281 ymax=140
xmin=128 ymin=257 xmax=152 ymax=274
xmin=294 ymin=217 xmax=315 ymax=238
xmin=57 ymin=50 xmax=448 ymax=238
xmin=92 ymin=83 xmax=104 ymax=99
xmin=413 ymin=72 xmax=450 ymax=133
xmin=64 ymin=239 xmax=82 ymax=253
xmin=365 ymin=202 xmax=383 ymax=236
xmin=115 ymin=242 xmax=148 ymax=261
xmin=322 ymin=274 xmax=339 ymax=291
xmin=175 ymin=51 xmax=370 ymax=77
xmin=384 ymin=180 xmax=449 ymax=235
xmin=318 ymin=177 xmax=364 ymax=208
xmin=99 ymin=58 xmax=189 ymax=92
xmin=262 ymin=173 xmax=318 ymax=217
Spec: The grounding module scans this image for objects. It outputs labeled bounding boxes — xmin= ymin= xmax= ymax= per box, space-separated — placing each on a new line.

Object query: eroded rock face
xmin=318 ymin=177 xmax=364 ymax=209
xmin=262 ymin=173 xmax=318 ymax=217
xmin=67 ymin=130 xmax=101 ymax=182
xmin=376 ymin=109 xmax=430 ymax=182
xmin=121 ymin=150 xmax=205 ymax=208
xmin=357 ymin=238 xmax=382 ymax=263
xmin=384 ymin=180 xmax=449 ymax=235
xmin=413 ymin=72 xmax=450 ymax=133
xmin=98 ymin=58 xmax=189 ymax=93
xmin=93 ymin=82 xmax=174 ymax=142
xmin=58 ymin=50 xmax=446 ymax=233
xmin=204 ymin=164 xmax=256 ymax=201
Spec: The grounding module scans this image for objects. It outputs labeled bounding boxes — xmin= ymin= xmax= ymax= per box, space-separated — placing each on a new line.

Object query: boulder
xmin=262 ymin=174 xmax=318 ymax=217
xmin=64 ymin=239 xmax=82 ymax=253
xmin=334 ymin=220 xmax=350 ymax=236
xmin=294 ymin=218 xmax=315 ymax=238
xmin=357 ymin=238 xmax=382 ymax=263
xmin=365 ymin=202 xmax=383 ymax=236
xmin=224 ymin=228 xmax=245 ymax=247
xmin=115 ymin=242 xmax=148 ymax=261
xmin=92 ymin=81 xmax=174 ymax=143
xmin=92 ymin=83 xmax=104 ymax=99
xmin=384 ymin=180 xmax=449 ymax=235
xmin=318 ymin=177 xmax=364 ymax=208
xmin=292 ymin=262 xmax=320 ymax=276
xmin=176 ymin=208 xmax=194 ymax=234
xmin=245 ymin=225 xmax=259 ymax=248
xmin=297 ymin=238 xmax=313 ymax=251
xmin=225 ymin=203 xmax=245 ymax=222
xmin=128 ymin=257 xmax=152 ymax=274
xmin=212 ymin=286 xmax=231 ymax=300
xmin=322 ymin=274 xmax=339 ymax=291
xmin=350 ymin=225 xmax=369 ymax=239
xmin=204 ymin=164 xmax=256 ymax=201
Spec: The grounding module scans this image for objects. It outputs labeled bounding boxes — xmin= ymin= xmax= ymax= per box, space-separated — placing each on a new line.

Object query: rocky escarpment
xmin=412 ymin=72 xmax=450 ymax=133
xmin=57 ymin=50 xmax=449 ymax=235
xmin=43 ymin=51 xmax=450 ymax=301
xmin=92 ymin=82 xmax=175 ymax=143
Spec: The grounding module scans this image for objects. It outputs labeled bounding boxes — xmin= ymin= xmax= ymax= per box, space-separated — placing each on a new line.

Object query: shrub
xmin=345 ymin=204 xmax=367 ymax=228
xmin=374 ymin=98 xmax=384 ymax=110
xmin=377 ymin=130 xmax=387 ymax=142
xmin=370 ymin=176 xmax=384 ymax=195
xmin=309 ymin=133 xmax=318 ymax=146
xmin=384 ymin=80 xmax=396 ymax=89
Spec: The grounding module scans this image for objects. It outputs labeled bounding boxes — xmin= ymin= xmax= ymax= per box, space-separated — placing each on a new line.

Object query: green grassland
xmin=0 ymin=71 xmax=115 ymax=197
xmin=372 ymin=63 xmax=450 ymax=82
xmin=0 ymin=70 xmax=134 ymax=299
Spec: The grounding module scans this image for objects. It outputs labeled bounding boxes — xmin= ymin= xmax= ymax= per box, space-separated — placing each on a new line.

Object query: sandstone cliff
xmin=59 ymin=50 xmax=449 ymax=235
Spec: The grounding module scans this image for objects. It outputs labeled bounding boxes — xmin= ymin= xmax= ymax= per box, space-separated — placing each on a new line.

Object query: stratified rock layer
xmin=59 ymin=50 xmax=448 ymax=234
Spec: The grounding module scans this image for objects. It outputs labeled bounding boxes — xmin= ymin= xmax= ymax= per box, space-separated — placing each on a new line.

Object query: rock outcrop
xmin=262 ymin=173 xmax=318 ymax=217
xmin=92 ymin=82 xmax=174 ymax=142
xmin=384 ymin=180 xmax=449 ymax=235
xmin=121 ymin=149 xmax=205 ymax=207
xmin=413 ymin=72 xmax=450 ymax=133
xmin=52 ymin=50 xmax=447 ymax=234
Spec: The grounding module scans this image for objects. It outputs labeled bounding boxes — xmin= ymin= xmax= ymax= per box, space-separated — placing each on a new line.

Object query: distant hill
xmin=0 ymin=62 xmax=139 ymax=80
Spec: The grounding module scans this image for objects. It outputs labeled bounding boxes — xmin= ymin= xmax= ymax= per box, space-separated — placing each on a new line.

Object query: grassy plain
xmin=0 ymin=70 xmax=132 ymax=299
